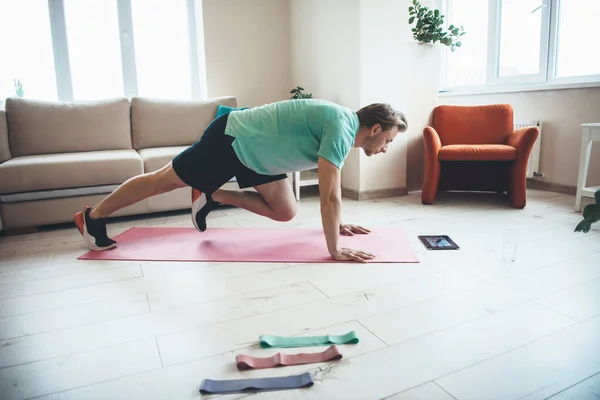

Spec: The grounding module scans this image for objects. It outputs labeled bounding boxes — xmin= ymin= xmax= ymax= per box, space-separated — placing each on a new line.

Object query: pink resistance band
xmin=235 ymin=345 xmax=343 ymax=370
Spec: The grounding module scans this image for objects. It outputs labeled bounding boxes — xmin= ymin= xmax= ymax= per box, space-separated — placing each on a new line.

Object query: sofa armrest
xmin=0 ymin=110 xmax=11 ymax=164
xmin=507 ymin=126 xmax=539 ymax=161
xmin=422 ymin=126 xmax=443 ymax=204
xmin=507 ymin=126 xmax=539 ymax=208
xmin=423 ymin=126 xmax=442 ymax=159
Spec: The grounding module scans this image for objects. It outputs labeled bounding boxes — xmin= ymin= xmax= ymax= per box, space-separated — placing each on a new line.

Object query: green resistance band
xmin=259 ymin=330 xmax=359 ymax=349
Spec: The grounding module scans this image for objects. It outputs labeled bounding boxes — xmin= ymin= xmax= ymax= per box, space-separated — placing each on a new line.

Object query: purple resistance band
xmin=199 ymin=372 xmax=314 ymax=395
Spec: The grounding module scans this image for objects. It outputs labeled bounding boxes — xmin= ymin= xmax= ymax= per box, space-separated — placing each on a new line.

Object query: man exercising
xmin=74 ymin=99 xmax=407 ymax=263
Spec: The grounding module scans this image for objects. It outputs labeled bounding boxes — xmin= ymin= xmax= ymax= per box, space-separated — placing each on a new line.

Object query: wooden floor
xmin=0 ymin=189 xmax=599 ymax=400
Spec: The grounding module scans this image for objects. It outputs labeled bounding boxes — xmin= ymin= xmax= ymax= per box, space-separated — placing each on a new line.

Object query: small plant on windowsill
xmin=13 ymin=78 xmax=25 ymax=98
xmin=408 ymin=0 xmax=465 ymax=52
xmin=290 ymin=86 xmax=313 ymax=100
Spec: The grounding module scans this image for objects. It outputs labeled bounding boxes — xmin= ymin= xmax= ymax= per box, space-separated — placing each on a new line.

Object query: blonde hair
xmin=356 ymin=103 xmax=407 ymax=132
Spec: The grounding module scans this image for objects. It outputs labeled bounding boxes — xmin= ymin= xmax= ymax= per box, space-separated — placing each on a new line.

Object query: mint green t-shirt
xmin=223 ymin=99 xmax=359 ymax=176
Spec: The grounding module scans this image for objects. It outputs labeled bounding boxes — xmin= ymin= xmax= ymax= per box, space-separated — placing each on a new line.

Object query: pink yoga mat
xmin=77 ymin=227 xmax=419 ymax=263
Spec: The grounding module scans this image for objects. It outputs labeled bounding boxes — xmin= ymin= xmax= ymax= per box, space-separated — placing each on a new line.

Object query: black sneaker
xmin=74 ymin=206 xmax=117 ymax=251
xmin=191 ymin=189 xmax=216 ymax=232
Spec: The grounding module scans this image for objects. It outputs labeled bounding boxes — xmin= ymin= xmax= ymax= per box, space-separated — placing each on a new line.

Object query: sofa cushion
xmin=138 ymin=146 xmax=188 ymax=173
xmin=0 ymin=150 xmax=142 ymax=194
xmin=0 ymin=184 xmax=119 ymax=203
xmin=0 ymin=110 xmax=10 ymax=163
xmin=131 ymin=96 xmax=237 ymax=149
xmin=5 ymin=97 xmax=132 ymax=157
xmin=439 ymin=144 xmax=517 ymax=162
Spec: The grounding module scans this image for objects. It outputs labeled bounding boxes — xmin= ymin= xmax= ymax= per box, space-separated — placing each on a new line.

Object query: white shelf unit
xmin=293 ymin=170 xmax=319 ymax=200
xmin=575 ymin=123 xmax=600 ymax=211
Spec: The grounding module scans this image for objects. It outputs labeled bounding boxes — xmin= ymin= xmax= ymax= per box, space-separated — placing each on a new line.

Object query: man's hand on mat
xmin=339 ymin=224 xmax=371 ymax=236
xmin=332 ymin=247 xmax=375 ymax=263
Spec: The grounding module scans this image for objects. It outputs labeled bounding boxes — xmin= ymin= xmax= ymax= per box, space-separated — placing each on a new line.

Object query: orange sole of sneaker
xmin=74 ymin=211 xmax=85 ymax=236
xmin=74 ymin=208 xmax=117 ymax=251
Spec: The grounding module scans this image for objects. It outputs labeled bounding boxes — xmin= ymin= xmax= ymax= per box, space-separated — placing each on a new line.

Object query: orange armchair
xmin=421 ymin=104 xmax=539 ymax=209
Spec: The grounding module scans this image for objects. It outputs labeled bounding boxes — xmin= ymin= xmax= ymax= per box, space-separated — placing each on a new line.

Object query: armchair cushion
xmin=439 ymin=144 xmax=517 ymax=161
xmin=432 ymin=104 xmax=514 ymax=145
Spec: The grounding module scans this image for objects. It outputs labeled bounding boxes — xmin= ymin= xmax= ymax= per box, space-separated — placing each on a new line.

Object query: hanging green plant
xmin=408 ymin=0 xmax=466 ymax=52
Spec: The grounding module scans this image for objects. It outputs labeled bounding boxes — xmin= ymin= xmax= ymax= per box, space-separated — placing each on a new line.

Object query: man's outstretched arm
xmin=317 ymin=156 xmax=374 ymax=263
xmin=318 ymin=156 xmax=343 ymax=255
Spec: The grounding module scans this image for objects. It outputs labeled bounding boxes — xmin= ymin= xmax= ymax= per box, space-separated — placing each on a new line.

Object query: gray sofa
xmin=0 ymin=95 xmax=241 ymax=232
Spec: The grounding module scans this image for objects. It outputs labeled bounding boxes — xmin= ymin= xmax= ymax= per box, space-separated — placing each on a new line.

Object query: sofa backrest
xmin=5 ymin=97 xmax=132 ymax=157
xmin=131 ymin=96 xmax=238 ymax=149
xmin=0 ymin=110 xmax=10 ymax=163
xmin=432 ymin=104 xmax=514 ymax=145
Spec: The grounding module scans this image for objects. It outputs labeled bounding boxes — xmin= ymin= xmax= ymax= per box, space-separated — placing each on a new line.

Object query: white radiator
xmin=514 ymin=121 xmax=542 ymax=178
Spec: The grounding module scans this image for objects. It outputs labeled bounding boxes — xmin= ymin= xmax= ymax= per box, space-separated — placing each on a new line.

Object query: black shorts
xmin=172 ymin=112 xmax=287 ymax=194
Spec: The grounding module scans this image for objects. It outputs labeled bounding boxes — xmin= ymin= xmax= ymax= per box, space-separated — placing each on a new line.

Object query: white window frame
xmin=46 ymin=0 xmax=206 ymax=102
xmin=440 ymin=0 xmax=600 ymax=95
xmin=486 ymin=0 xmax=551 ymax=87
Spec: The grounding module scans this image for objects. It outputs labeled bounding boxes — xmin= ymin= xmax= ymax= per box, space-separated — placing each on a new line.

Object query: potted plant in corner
xmin=290 ymin=86 xmax=313 ymax=100
xmin=574 ymin=189 xmax=600 ymax=233
xmin=408 ymin=0 xmax=465 ymax=52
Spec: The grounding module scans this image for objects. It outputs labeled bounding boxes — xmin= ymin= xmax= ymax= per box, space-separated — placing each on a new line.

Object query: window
xmin=0 ymin=0 xmax=205 ymax=106
xmin=0 ymin=0 xmax=58 ymax=103
xmin=441 ymin=0 xmax=600 ymax=91
xmin=131 ymin=0 xmax=192 ymax=99
xmin=555 ymin=0 xmax=600 ymax=78
xmin=64 ymin=0 xmax=124 ymax=101
xmin=497 ymin=0 xmax=544 ymax=78
xmin=443 ymin=0 xmax=489 ymax=87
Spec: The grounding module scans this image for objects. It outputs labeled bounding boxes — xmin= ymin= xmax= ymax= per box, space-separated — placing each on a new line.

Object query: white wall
xmin=357 ymin=0 xmax=441 ymax=193
xmin=357 ymin=0 xmax=408 ymax=192
xmin=290 ymin=0 xmax=441 ymax=194
xmin=290 ymin=0 xmax=362 ymax=191
xmin=290 ymin=0 xmax=361 ymax=110
xmin=201 ymin=0 xmax=291 ymax=108
xmin=438 ymin=87 xmax=600 ymax=190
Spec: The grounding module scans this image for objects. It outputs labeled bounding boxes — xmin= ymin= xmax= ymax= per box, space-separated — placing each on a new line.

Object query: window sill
xmin=438 ymin=80 xmax=600 ymax=97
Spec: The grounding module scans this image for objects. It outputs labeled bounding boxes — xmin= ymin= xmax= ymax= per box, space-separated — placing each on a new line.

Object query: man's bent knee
xmin=272 ymin=201 xmax=297 ymax=222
